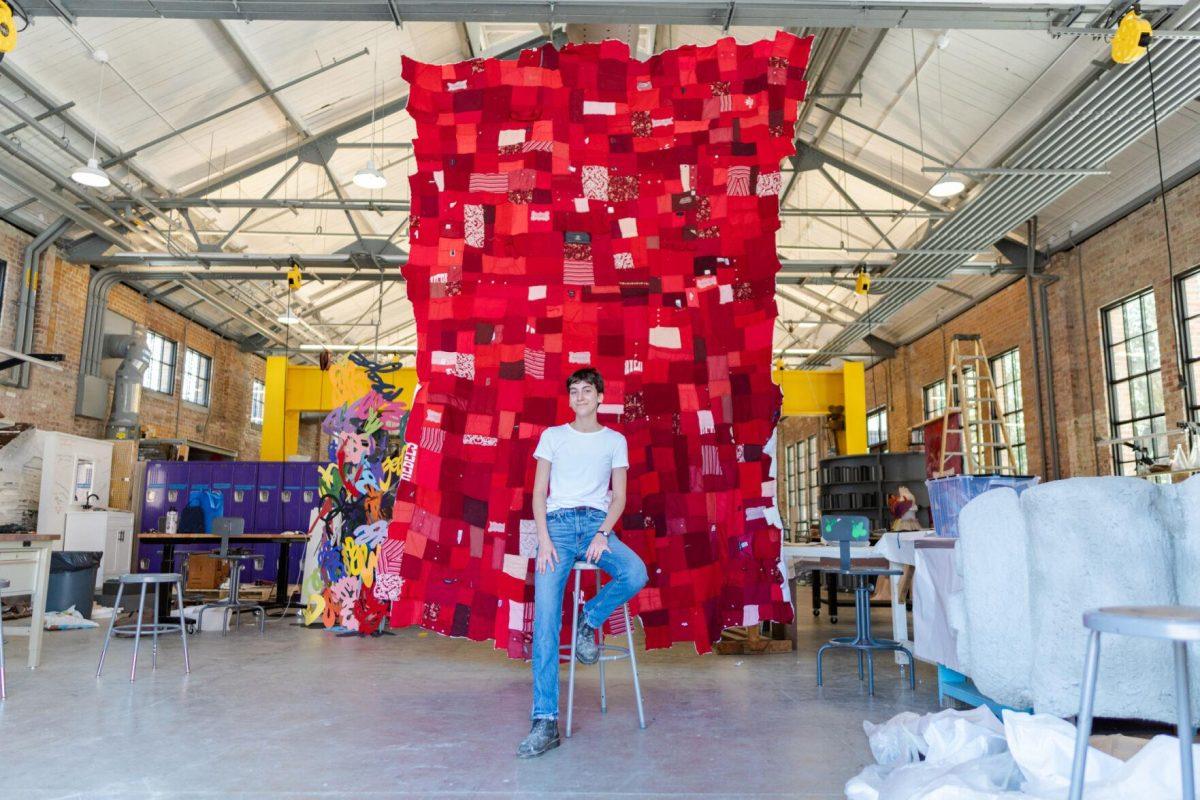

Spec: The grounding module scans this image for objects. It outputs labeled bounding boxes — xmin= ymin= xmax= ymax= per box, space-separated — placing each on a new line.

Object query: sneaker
xmin=517 ymin=719 xmax=560 ymax=758
xmin=574 ymin=609 xmax=600 ymax=665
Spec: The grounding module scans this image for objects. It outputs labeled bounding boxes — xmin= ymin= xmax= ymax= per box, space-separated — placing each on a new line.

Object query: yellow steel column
xmin=841 ymin=360 xmax=868 ymax=455
xmin=261 ymin=355 xmax=290 ymax=461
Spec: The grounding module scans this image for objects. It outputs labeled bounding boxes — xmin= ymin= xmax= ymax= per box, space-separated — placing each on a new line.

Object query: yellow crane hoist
xmin=0 ymin=2 xmax=19 ymax=55
xmin=1111 ymin=9 xmax=1152 ymax=64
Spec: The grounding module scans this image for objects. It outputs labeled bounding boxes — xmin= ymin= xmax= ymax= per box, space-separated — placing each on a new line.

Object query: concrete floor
xmin=0 ymin=604 xmax=940 ymax=799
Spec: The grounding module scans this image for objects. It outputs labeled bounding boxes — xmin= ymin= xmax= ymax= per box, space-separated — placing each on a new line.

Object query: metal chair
xmin=97 ymin=573 xmax=190 ymax=682
xmin=189 ymin=516 xmax=265 ymax=635
xmin=561 ymin=561 xmax=647 ymax=738
xmin=1068 ymin=606 xmax=1200 ymax=800
xmin=815 ymin=515 xmax=916 ymax=695
xmin=0 ymin=577 xmax=8 ymax=699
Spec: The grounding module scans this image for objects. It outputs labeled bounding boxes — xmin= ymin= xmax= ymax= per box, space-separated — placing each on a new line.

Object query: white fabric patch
xmin=446 ymin=79 xmax=467 ymax=92
xmin=698 ymin=410 xmax=715 ymax=435
xmin=528 ymin=285 xmax=547 ymax=301
xmin=696 ymin=276 xmax=717 ymax=289
xmin=624 ymin=359 xmax=643 ymax=374
xmin=742 ymin=607 xmax=761 ymax=626
xmin=433 ymin=171 xmax=445 ymax=191
xmin=520 ymin=519 xmax=537 ymax=535
xmin=497 ymin=129 xmax=527 ymax=147
xmin=598 ymin=403 xmax=624 ymax=416
xmin=719 ymin=284 xmax=734 ymax=304
xmin=431 ymin=351 xmax=456 ymax=368
xmin=613 ymin=252 xmax=634 ymax=270
xmin=487 ymin=521 xmax=506 ymax=533
xmin=637 ymin=80 xmax=653 ymax=91
xmin=568 ymin=351 xmax=592 ymax=364
xmin=618 ymin=218 xmax=638 ymax=238
xmin=649 ymin=326 xmax=682 ymax=349
xmin=680 ymin=164 xmax=692 ymax=191
xmin=530 ymin=210 xmax=550 ymax=222
xmin=651 ymin=116 xmax=674 ymax=128
xmin=508 ymin=600 xmax=525 ymax=631
xmin=583 ymin=100 xmax=616 ymax=115
xmin=426 ymin=409 xmax=442 ymax=423
xmin=574 ymin=198 xmax=589 ymax=212
xmin=745 ymin=506 xmax=766 ymax=521
xmin=502 ymin=553 xmax=526 ymax=580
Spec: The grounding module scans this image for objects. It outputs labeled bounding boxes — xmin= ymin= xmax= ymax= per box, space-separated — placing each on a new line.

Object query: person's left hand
xmin=585 ymin=532 xmax=611 ymax=564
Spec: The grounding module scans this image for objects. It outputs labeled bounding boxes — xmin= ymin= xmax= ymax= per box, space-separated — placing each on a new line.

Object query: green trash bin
xmin=46 ymin=551 xmax=102 ymax=619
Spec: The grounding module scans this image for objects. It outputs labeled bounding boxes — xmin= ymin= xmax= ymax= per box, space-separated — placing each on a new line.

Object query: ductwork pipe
xmin=104 ymin=329 xmax=149 ymax=440
xmin=6 ymin=216 xmax=71 ymax=388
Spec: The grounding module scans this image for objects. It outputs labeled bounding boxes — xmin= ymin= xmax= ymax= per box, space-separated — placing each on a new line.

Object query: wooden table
xmin=136 ymin=532 xmax=310 ymax=617
xmin=0 ymin=533 xmax=59 ymax=668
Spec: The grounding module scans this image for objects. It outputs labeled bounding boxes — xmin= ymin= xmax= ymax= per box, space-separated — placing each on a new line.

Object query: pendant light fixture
xmin=353 ymin=39 xmax=387 ymax=190
xmin=926 ymin=33 xmax=961 ymax=199
xmin=71 ymin=49 xmax=111 ymax=189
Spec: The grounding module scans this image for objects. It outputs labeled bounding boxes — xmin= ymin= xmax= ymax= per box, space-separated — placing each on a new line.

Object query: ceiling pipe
xmin=5 ymin=217 xmax=71 ymax=388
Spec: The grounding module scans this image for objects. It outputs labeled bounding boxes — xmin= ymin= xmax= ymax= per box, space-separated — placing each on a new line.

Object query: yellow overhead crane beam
xmin=262 ymin=356 xmax=866 ymax=459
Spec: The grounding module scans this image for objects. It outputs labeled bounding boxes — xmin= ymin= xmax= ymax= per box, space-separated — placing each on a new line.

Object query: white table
xmin=0 ymin=533 xmax=58 ymax=668
xmin=782 ymin=530 xmax=939 ymax=663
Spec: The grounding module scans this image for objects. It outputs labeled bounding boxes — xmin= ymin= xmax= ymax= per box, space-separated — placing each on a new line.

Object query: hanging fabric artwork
xmin=302 ymin=355 xmax=410 ymax=634
xmin=388 ymin=31 xmax=812 ymax=656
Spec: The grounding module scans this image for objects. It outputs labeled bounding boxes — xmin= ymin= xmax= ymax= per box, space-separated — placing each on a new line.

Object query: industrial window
xmin=781 ymin=442 xmax=797 ymax=540
xmin=142 ymin=332 xmax=176 ymax=395
xmin=182 ymin=349 xmax=212 ymax=407
xmin=866 ymin=406 xmax=888 ymax=452
xmin=800 ymin=434 xmax=819 ymax=537
xmin=250 ymin=379 xmax=266 ymax=426
xmin=923 ymin=380 xmax=947 ymax=419
xmin=1102 ymin=289 xmax=1166 ymax=476
xmin=989 ymin=348 xmax=1028 ymax=473
xmin=1178 ymin=267 xmax=1200 ymax=423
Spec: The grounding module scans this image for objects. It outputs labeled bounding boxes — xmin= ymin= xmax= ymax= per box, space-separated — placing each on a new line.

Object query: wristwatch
xmin=598 ymin=529 xmax=612 ymax=538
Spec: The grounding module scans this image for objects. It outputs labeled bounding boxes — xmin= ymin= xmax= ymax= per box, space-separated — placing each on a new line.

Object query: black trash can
xmin=46 ymin=551 xmax=102 ymax=619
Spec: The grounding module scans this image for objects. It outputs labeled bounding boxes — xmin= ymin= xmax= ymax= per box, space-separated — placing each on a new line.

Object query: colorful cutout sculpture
xmin=378 ymin=31 xmax=810 ymax=656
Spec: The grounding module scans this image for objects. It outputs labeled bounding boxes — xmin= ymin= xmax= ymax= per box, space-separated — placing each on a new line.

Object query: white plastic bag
xmin=865 ymin=711 xmax=926 ymax=767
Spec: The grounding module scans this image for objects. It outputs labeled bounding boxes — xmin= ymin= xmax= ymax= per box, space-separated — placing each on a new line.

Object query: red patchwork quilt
xmin=389 ymin=31 xmax=811 ymax=656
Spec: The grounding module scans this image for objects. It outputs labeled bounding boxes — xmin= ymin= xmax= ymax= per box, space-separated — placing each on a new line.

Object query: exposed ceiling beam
xmin=14 ymin=1 xmax=1172 ymax=30
xmin=215 ymin=20 xmax=314 ymax=137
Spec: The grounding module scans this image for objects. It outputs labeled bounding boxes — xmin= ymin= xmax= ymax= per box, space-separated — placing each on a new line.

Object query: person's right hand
xmin=536 ymin=538 xmax=559 ymax=574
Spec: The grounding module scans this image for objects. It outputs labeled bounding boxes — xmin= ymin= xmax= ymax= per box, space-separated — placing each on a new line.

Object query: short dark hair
xmin=566 ymin=367 xmax=604 ymax=394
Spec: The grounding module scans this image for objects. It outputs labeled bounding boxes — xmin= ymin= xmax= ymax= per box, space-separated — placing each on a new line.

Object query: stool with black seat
xmin=561 ymin=561 xmax=647 ymax=738
xmin=815 ymin=514 xmax=916 ymax=696
xmin=190 ymin=516 xmax=265 ymax=635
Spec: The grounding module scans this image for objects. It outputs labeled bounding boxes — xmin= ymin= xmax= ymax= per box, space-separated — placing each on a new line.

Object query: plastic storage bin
xmin=926 ymin=475 xmax=1040 ymax=538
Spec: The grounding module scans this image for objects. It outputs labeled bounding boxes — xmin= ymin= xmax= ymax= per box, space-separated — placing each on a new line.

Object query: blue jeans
xmin=531 ymin=506 xmax=648 ymax=720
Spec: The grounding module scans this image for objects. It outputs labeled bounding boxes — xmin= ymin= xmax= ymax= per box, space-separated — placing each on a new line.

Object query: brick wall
xmin=778 ymin=170 xmax=1200 ymax=481
xmin=0 ymin=221 xmax=265 ymax=458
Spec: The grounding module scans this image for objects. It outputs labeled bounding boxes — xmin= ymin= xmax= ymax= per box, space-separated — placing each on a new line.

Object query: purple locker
xmin=142 ymin=461 xmax=169 ymax=532
xmin=209 ymin=462 xmax=234 ymax=516
xmin=253 ymin=462 xmax=283 ymax=533
xmin=226 ymin=462 xmax=258 ymax=528
xmin=163 ymin=462 xmax=191 ymax=517
xmin=186 ymin=462 xmax=213 ymax=495
xmin=281 ymin=463 xmax=310 ymax=533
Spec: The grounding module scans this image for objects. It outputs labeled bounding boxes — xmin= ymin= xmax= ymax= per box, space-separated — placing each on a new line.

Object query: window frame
xmin=181 ymin=348 xmax=213 ymax=407
xmin=866 ymin=405 xmax=888 ymax=452
xmin=141 ymin=331 xmax=177 ymax=396
xmin=1101 ymin=288 xmax=1166 ymax=476
xmin=250 ymin=379 xmax=266 ymax=426
xmin=1177 ymin=266 xmax=1200 ymax=424
xmin=923 ymin=379 xmax=947 ymax=420
xmin=989 ymin=347 xmax=1028 ymax=474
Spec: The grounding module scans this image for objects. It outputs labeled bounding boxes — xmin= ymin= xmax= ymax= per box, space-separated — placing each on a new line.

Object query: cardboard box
xmin=186 ymin=554 xmax=229 ymax=590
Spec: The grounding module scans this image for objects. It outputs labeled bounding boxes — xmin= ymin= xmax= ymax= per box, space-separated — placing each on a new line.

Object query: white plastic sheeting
xmin=846 ymin=708 xmax=1198 ymax=799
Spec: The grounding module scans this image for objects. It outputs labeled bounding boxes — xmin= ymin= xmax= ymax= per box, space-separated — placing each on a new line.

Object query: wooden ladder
xmin=937 ymin=334 xmax=1019 ymax=476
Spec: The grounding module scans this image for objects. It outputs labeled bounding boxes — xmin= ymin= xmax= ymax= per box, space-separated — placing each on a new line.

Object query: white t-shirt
xmin=533 ymin=424 xmax=629 ymax=513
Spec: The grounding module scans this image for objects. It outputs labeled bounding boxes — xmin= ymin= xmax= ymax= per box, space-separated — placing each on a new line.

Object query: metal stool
xmin=815 ymin=515 xmax=916 ymax=696
xmin=97 ymin=573 xmax=190 ymax=682
xmin=561 ymin=561 xmax=647 ymax=738
xmin=192 ymin=552 xmax=265 ymax=635
xmin=1068 ymin=606 xmax=1200 ymax=800
xmin=0 ymin=577 xmax=9 ymax=699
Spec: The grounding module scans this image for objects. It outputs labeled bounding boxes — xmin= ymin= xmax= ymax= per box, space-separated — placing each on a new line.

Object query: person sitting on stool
xmin=518 ymin=366 xmax=648 ymax=758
